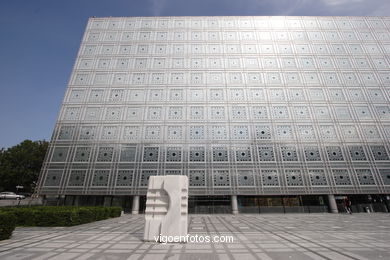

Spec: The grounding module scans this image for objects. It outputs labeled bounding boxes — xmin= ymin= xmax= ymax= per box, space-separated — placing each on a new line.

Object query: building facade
xmin=37 ymin=16 xmax=390 ymax=213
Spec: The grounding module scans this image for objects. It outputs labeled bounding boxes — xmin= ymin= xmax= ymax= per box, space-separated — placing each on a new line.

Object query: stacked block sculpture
xmin=143 ymin=175 xmax=188 ymax=242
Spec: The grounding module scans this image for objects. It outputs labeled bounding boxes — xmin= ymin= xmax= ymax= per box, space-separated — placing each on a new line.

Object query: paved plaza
xmin=0 ymin=213 xmax=389 ymax=260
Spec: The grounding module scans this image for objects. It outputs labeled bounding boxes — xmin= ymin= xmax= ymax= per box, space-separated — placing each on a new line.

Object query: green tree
xmin=0 ymin=140 xmax=49 ymax=193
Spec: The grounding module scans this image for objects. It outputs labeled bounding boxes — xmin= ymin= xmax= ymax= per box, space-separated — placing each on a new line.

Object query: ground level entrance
xmin=58 ymin=194 xmax=390 ymax=214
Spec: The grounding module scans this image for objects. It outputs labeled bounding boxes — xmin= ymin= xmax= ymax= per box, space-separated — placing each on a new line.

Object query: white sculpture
xmin=143 ymin=175 xmax=188 ymax=242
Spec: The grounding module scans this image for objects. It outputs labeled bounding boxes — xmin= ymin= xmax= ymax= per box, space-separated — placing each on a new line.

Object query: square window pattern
xmin=189 ymin=170 xmax=206 ymax=186
xmin=80 ymin=126 xmax=97 ymax=140
xmin=237 ymin=170 xmax=255 ymax=186
xmin=101 ymin=126 xmax=118 ymax=140
xmin=105 ymin=107 xmax=122 ymax=120
xmin=44 ymin=170 xmax=62 ymax=186
xmin=276 ymin=125 xmax=294 ymax=140
xmin=140 ymin=170 xmax=157 ymax=186
xmin=341 ymin=125 xmax=359 ymax=140
xmin=379 ymin=169 xmax=390 ymax=185
xmin=167 ymin=126 xmax=183 ymax=140
xmin=255 ymin=126 xmax=271 ymax=139
xmin=232 ymin=126 xmax=249 ymax=139
xmin=298 ymin=126 xmax=316 ymax=140
xmin=68 ymin=170 xmax=86 ymax=186
xmin=309 ymin=170 xmax=328 ymax=186
xmin=304 ymin=147 xmax=321 ymax=161
xmin=211 ymin=126 xmax=228 ymax=140
xmin=231 ymin=106 xmax=247 ymax=120
xmin=63 ymin=107 xmax=81 ymax=120
xmin=145 ymin=126 xmax=161 ymax=140
xmin=74 ymin=147 xmax=91 ymax=162
xmin=210 ymin=107 xmax=226 ymax=120
xmin=326 ymin=146 xmax=344 ymax=161
xmin=166 ymin=147 xmax=182 ymax=162
xmin=272 ymin=106 xmax=289 ymax=119
xmin=58 ymin=126 xmax=74 ymax=140
xmin=319 ymin=125 xmax=337 ymax=140
xmin=120 ymin=147 xmax=136 ymax=162
xmin=258 ymin=146 xmax=275 ymax=161
xmin=97 ymin=147 xmax=114 ymax=162
xmin=363 ymin=126 xmax=381 ymax=140
xmin=126 ymin=107 xmax=143 ymax=121
xmin=168 ymin=107 xmax=183 ymax=120
xmin=333 ymin=169 xmax=352 ymax=185
xmin=370 ymin=146 xmax=389 ymax=160
xmin=51 ymin=147 xmax=68 ymax=162
xmin=356 ymin=169 xmax=375 ymax=185
xmin=116 ymin=170 xmax=133 ymax=186
xmin=213 ymin=147 xmax=229 ymax=162
xmin=252 ymin=107 xmax=268 ymax=119
xmin=92 ymin=170 xmax=110 ymax=186
xmin=235 ymin=147 xmax=252 ymax=161
xmin=123 ymin=126 xmax=140 ymax=140
xmin=262 ymin=170 xmax=279 ymax=186
xmin=189 ymin=126 xmax=205 ymax=139
xmin=281 ymin=146 xmax=298 ymax=161
xmin=348 ymin=146 xmax=367 ymax=161
xmin=213 ymin=170 xmax=230 ymax=186
xmin=85 ymin=107 xmax=102 ymax=121
xmin=285 ymin=170 xmax=303 ymax=186
xmin=189 ymin=147 xmax=205 ymax=162
xmin=143 ymin=147 xmax=159 ymax=162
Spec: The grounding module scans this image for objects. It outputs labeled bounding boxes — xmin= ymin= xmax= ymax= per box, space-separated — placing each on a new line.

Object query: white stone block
xmin=143 ymin=175 xmax=188 ymax=242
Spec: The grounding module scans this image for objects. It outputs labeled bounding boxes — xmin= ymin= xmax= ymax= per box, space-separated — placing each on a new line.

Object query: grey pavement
xmin=0 ymin=213 xmax=389 ymax=260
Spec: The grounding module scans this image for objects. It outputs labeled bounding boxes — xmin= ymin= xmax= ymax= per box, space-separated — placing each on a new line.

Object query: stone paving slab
xmin=0 ymin=214 xmax=390 ymax=259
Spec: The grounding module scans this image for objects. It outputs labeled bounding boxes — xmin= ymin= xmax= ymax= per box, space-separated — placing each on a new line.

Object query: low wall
xmin=0 ymin=197 xmax=43 ymax=207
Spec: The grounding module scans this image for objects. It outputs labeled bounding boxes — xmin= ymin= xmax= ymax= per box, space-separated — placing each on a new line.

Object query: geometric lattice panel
xmin=309 ymin=170 xmax=328 ymax=186
xmin=281 ymin=146 xmax=298 ymax=161
xmin=213 ymin=170 xmax=230 ymax=186
xmin=261 ymin=170 xmax=279 ymax=186
xmin=116 ymin=170 xmax=133 ymax=186
xmin=92 ymin=170 xmax=110 ymax=186
xmin=326 ymin=146 xmax=344 ymax=161
xmin=58 ymin=126 xmax=75 ymax=140
xmin=189 ymin=170 xmax=206 ymax=186
xmin=370 ymin=146 xmax=389 ymax=160
xmin=166 ymin=147 xmax=182 ymax=162
xmin=143 ymin=147 xmax=159 ymax=162
xmin=74 ymin=147 xmax=92 ymax=162
xmin=332 ymin=169 xmax=352 ymax=185
xmin=213 ymin=147 xmax=229 ymax=162
xmin=235 ymin=147 xmax=252 ymax=162
xmin=237 ymin=170 xmax=255 ymax=186
xmin=189 ymin=147 xmax=205 ymax=162
xmin=258 ymin=146 xmax=275 ymax=161
xmin=44 ymin=170 xmax=63 ymax=186
xmin=285 ymin=170 xmax=303 ymax=186
xmin=348 ymin=146 xmax=367 ymax=161
xmin=304 ymin=147 xmax=322 ymax=161
xmin=356 ymin=169 xmax=376 ymax=185
xmin=255 ymin=126 xmax=272 ymax=140
xmin=96 ymin=147 xmax=114 ymax=162
xmin=379 ymin=169 xmax=390 ymax=185
xmin=51 ymin=147 xmax=69 ymax=162
xmin=68 ymin=170 xmax=87 ymax=187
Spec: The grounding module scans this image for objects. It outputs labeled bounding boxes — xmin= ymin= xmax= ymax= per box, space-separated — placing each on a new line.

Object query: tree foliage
xmin=0 ymin=140 xmax=48 ymax=193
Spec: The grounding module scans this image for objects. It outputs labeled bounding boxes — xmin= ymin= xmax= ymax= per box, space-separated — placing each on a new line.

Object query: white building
xmin=37 ymin=16 xmax=390 ymax=213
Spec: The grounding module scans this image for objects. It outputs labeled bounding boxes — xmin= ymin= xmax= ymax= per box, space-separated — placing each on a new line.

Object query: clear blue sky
xmin=0 ymin=0 xmax=389 ymax=149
